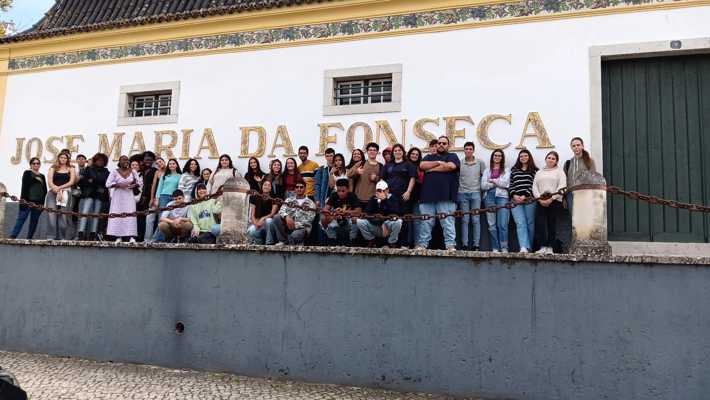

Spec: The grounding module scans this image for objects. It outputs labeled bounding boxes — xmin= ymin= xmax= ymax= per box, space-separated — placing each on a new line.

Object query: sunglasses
xmin=437 ymin=141 xmax=448 ymax=145
xmin=295 ymin=185 xmax=305 ymax=189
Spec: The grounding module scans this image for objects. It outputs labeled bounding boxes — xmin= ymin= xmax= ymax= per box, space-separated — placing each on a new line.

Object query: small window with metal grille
xmin=118 ymin=81 xmax=180 ymax=126
xmin=128 ymin=93 xmax=172 ymax=117
xmin=324 ymin=65 xmax=401 ymax=116
xmin=335 ymin=78 xmax=393 ymax=106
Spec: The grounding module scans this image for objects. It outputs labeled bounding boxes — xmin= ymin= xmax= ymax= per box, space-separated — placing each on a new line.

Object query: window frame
xmin=118 ymin=81 xmax=180 ymax=126
xmin=323 ymin=64 xmax=402 ymax=116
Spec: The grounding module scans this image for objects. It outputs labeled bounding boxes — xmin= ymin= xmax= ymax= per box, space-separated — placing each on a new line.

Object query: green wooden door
xmin=602 ymin=54 xmax=710 ymax=243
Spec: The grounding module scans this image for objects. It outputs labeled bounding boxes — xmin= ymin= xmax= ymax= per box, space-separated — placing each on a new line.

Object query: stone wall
xmin=0 ymin=241 xmax=708 ymax=400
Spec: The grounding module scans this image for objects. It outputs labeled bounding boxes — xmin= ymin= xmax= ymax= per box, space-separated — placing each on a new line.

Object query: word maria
xmin=9 ymin=113 xmax=554 ymax=164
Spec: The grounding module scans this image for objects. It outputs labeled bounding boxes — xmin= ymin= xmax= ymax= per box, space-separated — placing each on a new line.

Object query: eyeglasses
xmin=295 ymin=185 xmax=305 ymax=189
xmin=437 ymin=142 xmax=448 ymax=145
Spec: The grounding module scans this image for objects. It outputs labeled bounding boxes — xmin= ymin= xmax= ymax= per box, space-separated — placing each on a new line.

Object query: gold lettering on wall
xmin=375 ymin=120 xmax=400 ymax=148
xmin=239 ymin=126 xmax=266 ymax=158
xmin=400 ymin=119 xmax=407 ymax=148
xmin=98 ymin=133 xmax=125 ymax=161
xmin=129 ymin=132 xmax=146 ymax=156
xmin=194 ymin=128 xmax=220 ymax=159
xmin=154 ymin=130 xmax=178 ymax=159
xmin=180 ymin=129 xmax=193 ymax=160
xmin=64 ymin=135 xmax=84 ymax=157
xmin=25 ymin=138 xmax=43 ymax=162
xmin=44 ymin=136 xmax=63 ymax=163
xmin=317 ymin=123 xmax=343 ymax=156
xmin=413 ymin=118 xmax=439 ymax=145
xmin=268 ymin=125 xmax=296 ymax=158
xmin=346 ymin=122 xmax=373 ymax=153
xmin=477 ymin=114 xmax=512 ymax=150
xmin=444 ymin=116 xmax=474 ymax=152
xmin=10 ymin=138 xmax=24 ymax=165
xmin=517 ymin=112 xmax=555 ymax=149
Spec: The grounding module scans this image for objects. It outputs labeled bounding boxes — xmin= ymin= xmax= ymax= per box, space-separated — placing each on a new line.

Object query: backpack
xmin=0 ymin=367 xmax=27 ymax=400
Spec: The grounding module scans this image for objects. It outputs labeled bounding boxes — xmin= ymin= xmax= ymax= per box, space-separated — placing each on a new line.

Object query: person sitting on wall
xmin=270 ymin=179 xmax=316 ymax=246
xmin=188 ymin=183 xmax=223 ymax=244
xmin=246 ymin=180 xmax=279 ymax=245
xmin=356 ymin=180 xmax=403 ymax=248
xmin=320 ymin=178 xmax=361 ymax=246
xmin=156 ymin=189 xmax=193 ymax=243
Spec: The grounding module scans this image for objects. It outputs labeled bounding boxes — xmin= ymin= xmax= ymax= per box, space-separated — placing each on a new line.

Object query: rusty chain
xmin=1 ymin=183 xmax=707 ymax=222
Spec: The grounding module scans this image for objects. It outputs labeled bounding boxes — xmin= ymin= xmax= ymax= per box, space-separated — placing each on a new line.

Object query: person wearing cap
xmin=320 ymin=178 xmax=361 ymax=246
xmin=416 ymin=135 xmax=461 ymax=251
xmin=270 ymin=179 xmax=316 ymax=245
xmin=356 ymin=180 xmax=403 ymax=248
xmin=188 ymin=183 xmax=223 ymax=244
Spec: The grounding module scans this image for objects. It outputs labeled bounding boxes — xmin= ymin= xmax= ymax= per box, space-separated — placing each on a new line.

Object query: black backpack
xmin=0 ymin=367 xmax=27 ymax=400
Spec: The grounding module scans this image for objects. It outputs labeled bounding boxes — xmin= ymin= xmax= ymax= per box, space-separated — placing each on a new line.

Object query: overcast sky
xmin=3 ymin=0 xmax=55 ymax=33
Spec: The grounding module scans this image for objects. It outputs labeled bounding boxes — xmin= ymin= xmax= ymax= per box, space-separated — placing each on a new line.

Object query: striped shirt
xmin=509 ymin=168 xmax=536 ymax=198
xmin=298 ymin=159 xmax=320 ymax=196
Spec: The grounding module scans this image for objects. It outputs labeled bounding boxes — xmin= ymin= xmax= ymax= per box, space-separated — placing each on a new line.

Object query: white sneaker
xmin=114 ymin=238 xmax=122 ymax=243
xmin=415 ymin=246 xmax=427 ymax=250
xmin=445 ymin=246 xmax=456 ymax=252
xmin=492 ymin=249 xmax=500 ymax=253
xmin=545 ymin=247 xmax=555 ymax=255
xmin=535 ymin=247 xmax=548 ymax=254
xmin=519 ymin=247 xmax=529 ymax=253
xmin=273 ymin=242 xmax=285 ymax=247
xmin=501 ymin=249 xmax=509 ymax=253
xmin=129 ymin=238 xmax=136 ymax=244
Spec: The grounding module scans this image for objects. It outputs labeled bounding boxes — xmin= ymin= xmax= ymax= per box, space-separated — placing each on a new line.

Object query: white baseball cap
xmin=375 ymin=180 xmax=388 ymax=191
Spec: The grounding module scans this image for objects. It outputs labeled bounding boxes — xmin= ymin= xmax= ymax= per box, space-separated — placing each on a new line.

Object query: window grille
xmin=335 ymin=78 xmax=393 ymax=106
xmin=128 ymin=93 xmax=172 ymax=117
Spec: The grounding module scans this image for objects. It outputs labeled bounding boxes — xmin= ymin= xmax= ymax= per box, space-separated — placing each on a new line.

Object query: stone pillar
xmin=217 ymin=176 xmax=251 ymax=245
xmin=569 ymin=173 xmax=612 ymax=256
xmin=0 ymin=182 xmax=6 ymax=239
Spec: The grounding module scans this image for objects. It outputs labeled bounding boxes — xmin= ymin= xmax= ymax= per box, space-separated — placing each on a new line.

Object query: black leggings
xmin=535 ymin=200 xmax=562 ymax=247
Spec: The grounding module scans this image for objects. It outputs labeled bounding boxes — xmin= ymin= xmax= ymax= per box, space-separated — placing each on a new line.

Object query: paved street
xmin=0 ymin=351 xmax=482 ymax=400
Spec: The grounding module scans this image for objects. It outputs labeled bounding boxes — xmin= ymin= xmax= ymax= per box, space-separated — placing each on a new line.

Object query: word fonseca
xmin=9 ymin=113 xmax=554 ymax=164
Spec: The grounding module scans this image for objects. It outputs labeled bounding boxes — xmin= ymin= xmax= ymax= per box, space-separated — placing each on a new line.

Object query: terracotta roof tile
xmin=1 ymin=0 xmax=333 ymax=43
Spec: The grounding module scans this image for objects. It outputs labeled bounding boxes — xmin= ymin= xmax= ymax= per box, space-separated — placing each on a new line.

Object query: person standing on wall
xmin=265 ymin=159 xmax=286 ymax=200
xmin=534 ymin=151 xmax=567 ymax=254
xmin=382 ymin=144 xmax=416 ymax=247
xmin=297 ymin=146 xmax=320 ymax=201
xmin=406 ymin=147 xmax=424 ymax=249
xmin=509 ymin=149 xmax=539 ymax=253
xmin=481 ymin=149 xmax=511 ymax=252
xmin=345 ymin=148 xmax=365 ymax=193
xmin=154 ymin=159 xmax=182 ymax=209
xmin=348 ymin=142 xmax=383 ymax=209
xmin=106 ymin=155 xmax=142 ymax=243
xmin=457 ymin=141 xmax=485 ymax=251
xmin=207 ymin=154 xmax=239 ymax=195
xmin=75 ymin=153 xmax=110 ymax=241
xmin=70 ymin=154 xmax=88 ymax=233
xmin=9 ymin=157 xmax=47 ymax=240
xmin=270 ymin=180 xmax=316 ymax=246
xmin=46 ymin=150 xmax=76 ymax=240
xmin=283 ymin=157 xmax=302 ymax=199
xmin=415 ymin=136 xmax=461 ymax=251
xmin=327 ymin=153 xmax=348 ymax=192
xmin=138 ymin=152 xmax=158 ymax=242
xmin=314 ymin=148 xmax=335 ymax=208
xmin=179 ymin=158 xmax=201 ymax=203
xmin=244 ymin=157 xmax=265 ymax=193
xmin=564 ymin=137 xmax=597 ymax=214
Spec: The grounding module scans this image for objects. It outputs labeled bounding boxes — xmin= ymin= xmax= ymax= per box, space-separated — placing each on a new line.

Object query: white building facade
xmin=1 ymin=0 xmax=709 ymax=243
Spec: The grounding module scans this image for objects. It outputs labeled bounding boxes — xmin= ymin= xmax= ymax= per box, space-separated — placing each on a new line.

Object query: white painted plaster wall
xmin=1 ymin=6 xmax=708 ymax=193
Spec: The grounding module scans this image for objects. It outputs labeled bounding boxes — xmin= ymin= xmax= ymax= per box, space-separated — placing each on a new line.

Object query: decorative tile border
xmin=8 ymin=0 xmax=691 ymax=71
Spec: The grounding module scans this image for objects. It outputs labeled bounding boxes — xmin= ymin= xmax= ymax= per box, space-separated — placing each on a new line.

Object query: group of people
xmin=8 ymin=137 xmax=596 ymax=253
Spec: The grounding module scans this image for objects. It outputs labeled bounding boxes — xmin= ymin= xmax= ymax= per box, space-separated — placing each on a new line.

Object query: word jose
xmin=9 ymin=112 xmax=554 ymax=164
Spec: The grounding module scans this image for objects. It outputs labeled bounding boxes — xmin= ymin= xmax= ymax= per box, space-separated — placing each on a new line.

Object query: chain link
xmin=1 ymin=184 xmax=708 ymax=221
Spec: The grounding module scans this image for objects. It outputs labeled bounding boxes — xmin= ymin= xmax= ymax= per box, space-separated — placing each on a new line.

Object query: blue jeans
xmin=247 ymin=218 xmax=274 ymax=244
xmin=416 ymin=201 xmax=456 ymax=248
xmin=323 ymin=219 xmax=358 ymax=241
xmin=511 ymin=202 xmax=536 ymax=250
xmin=356 ymin=219 xmax=402 ymax=244
xmin=484 ymin=190 xmax=510 ymax=251
xmin=457 ymin=192 xmax=481 ymax=248
xmin=158 ymin=194 xmax=172 ymax=208
xmin=10 ymin=205 xmax=43 ymax=239
xmin=77 ymin=198 xmax=104 ymax=234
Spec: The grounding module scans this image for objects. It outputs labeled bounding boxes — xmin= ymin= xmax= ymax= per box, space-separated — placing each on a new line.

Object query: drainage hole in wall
xmin=175 ymin=322 xmax=185 ymax=335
